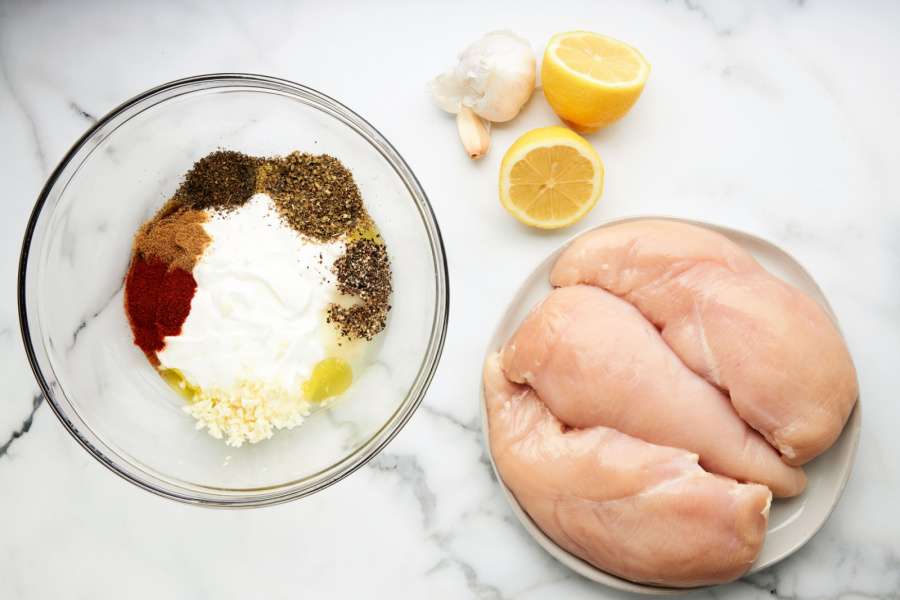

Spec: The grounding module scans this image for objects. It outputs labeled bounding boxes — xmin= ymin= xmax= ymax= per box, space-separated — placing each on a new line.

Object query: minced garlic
xmin=184 ymin=379 xmax=313 ymax=448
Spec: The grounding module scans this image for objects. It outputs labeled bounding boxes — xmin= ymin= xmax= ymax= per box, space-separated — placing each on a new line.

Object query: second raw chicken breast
xmin=500 ymin=284 xmax=806 ymax=497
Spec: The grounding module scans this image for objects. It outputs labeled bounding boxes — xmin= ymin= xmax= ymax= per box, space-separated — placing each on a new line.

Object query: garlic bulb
xmin=429 ymin=30 xmax=536 ymax=159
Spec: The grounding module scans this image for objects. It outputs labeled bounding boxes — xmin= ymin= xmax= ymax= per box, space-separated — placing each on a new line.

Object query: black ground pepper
xmin=327 ymin=239 xmax=392 ymax=340
xmin=175 ymin=150 xmax=260 ymax=212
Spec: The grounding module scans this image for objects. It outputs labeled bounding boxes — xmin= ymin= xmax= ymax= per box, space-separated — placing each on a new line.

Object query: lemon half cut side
xmin=499 ymin=126 xmax=604 ymax=229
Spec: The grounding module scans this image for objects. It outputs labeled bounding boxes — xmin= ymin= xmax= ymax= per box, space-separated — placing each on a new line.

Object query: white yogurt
xmin=157 ymin=193 xmax=343 ymax=396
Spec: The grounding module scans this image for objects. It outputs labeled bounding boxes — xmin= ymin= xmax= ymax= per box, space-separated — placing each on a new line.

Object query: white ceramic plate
xmin=480 ymin=216 xmax=861 ymax=595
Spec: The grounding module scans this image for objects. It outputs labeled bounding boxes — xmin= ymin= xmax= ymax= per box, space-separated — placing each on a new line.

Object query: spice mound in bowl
xmin=124 ymin=150 xmax=392 ymax=447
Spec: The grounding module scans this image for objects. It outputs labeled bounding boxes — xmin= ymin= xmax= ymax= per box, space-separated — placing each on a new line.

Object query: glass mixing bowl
xmin=18 ymin=74 xmax=449 ymax=507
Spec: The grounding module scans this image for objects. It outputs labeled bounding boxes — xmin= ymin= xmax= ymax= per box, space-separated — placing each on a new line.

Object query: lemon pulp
xmin=554 ymin=33 xmax=646 ymax=83
xmin=499 ymin=126 xmax=604 ymax=229
xmin=303 ymin=357 xmax=353 ymax=402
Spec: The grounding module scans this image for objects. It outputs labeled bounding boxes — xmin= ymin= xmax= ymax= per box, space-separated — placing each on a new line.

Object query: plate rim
xmin=478 ymin=215 xmax=861 ymax=594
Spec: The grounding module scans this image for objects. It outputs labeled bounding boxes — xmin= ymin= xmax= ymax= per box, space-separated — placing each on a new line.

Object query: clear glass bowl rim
xmin=17 ymin=73 xmax=450 ymax=508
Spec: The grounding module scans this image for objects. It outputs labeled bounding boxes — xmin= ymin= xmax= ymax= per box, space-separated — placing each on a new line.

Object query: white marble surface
xmin=1 ymin=0 xmax=899 ymax=598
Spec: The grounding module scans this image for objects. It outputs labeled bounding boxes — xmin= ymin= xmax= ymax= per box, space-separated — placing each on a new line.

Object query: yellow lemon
xmin=499 ymin=126 xmax=604 ymax=229
xmin=542 ymin=31 xmax=650 ymax=133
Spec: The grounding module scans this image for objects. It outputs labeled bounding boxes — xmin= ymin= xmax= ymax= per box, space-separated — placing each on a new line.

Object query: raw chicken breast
xmin=550 ymin=220 xmax=858 ymax=465
xmin=501 ymin=285 xmax=806 ymax=497
xmin=484 ymin=354 xmax=771 ymax=587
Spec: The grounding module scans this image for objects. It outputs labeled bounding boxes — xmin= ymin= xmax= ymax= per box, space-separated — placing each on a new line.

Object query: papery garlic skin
xmin=430 ymin=30 xmax=536 ymax=123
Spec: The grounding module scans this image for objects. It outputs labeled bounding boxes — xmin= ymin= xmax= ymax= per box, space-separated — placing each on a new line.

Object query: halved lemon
xmin=542 ymin=31 xmax=650 ymax=133
xmin=499 ymin=126 xmax=604 ymax=229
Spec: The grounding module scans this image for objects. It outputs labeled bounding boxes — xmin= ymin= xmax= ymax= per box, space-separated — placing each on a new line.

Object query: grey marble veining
xmin=0 ymin=394 xmax=42 ymax=460
xmin=2 ymin=0 xmax=899 ymax=598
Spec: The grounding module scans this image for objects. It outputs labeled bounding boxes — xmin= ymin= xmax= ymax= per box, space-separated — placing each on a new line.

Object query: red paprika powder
xmin=124 ymin=257 xmax=197 ymax=360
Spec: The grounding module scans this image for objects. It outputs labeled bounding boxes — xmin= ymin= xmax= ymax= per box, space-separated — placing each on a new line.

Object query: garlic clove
xmin=456 ymin=107 xmax=491 ymax=160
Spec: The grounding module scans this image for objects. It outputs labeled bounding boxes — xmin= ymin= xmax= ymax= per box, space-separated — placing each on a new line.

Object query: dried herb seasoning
xmin=260 ymin=152 xmax=365 ymax=242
